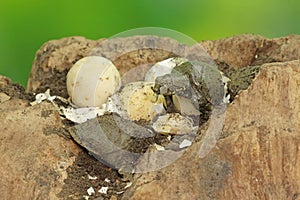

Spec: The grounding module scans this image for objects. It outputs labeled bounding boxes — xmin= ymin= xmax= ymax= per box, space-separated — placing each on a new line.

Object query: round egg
xmin=66 ymin=56 xmax=121 ymax=107
xmin=119 ymin=82 xmax=165 ymax=121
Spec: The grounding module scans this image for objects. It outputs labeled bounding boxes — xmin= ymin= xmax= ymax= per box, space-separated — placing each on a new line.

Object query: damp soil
xmin=224 ymin=65 xmax=260 ymax=101
xmin=58 ymin=150 xmax=130 ymax=200
xmin=34 ymin=69 xmax=70 ymax=98
xmin=60 ymin=119 xmax=208 ymax=200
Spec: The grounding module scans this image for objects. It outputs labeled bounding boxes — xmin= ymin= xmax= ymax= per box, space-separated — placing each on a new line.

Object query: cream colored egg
xmin=66 ymin=56 xmax=121 ymax=107
xmin=119 ymin=82 xmax=165 ymax=121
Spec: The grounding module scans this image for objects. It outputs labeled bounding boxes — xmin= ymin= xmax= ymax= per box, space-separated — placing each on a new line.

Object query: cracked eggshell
xmin=172 ymin=95 xmax=201 ymax=115
xmin=145 ymin=57 xmax=200 ymax=115
xmin=144 ymin=57 xmax=188 ymax=82
xmin=66 ymin=56 xmax=121 ymax=107
xmin=119 ymin=81 xmax=165 ymax=121
xmin=152 ymin=113 xmax=196 ymax=135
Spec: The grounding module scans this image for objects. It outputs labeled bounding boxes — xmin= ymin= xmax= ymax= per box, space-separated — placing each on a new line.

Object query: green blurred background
xmin=0 ymin=0 xmax=299 ymax=87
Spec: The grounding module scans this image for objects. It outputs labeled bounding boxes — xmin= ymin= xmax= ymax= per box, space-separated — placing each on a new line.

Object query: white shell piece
xmin=98 ymin=186 xmax=109 ymax=194
xmin=66 ymin=56 xmax=121 ymax=107
xmin=124 ymin=182 xmax=133 ymax=189
xmin=154 ymin=143 xmax=165 ymax=151
xmin=60 ymin=106 xmax=106 ymax=123
xmin=87 ymin=187 xmax=95 ymax=196
xmin=88 ymin=174 xmax=97 ymax=180
xmin=105 ymin=95 xmax=130 ymax=119
xmin=144 ymin=57 xmax=188 ymax=82
xmin=83 ymin=195 xmax=90 ymax=200
xmin=152 ymin=113 xmax=196 ymax=135
xmin=221 ymin=73 xmax=231 ymax=103
xmin=30 ymin=89 xmax=56 ymax=106
xmin=119 ymin=81 xmax=165 ymax=121
xmin=179 ymin=139 xmax=192 ymax=148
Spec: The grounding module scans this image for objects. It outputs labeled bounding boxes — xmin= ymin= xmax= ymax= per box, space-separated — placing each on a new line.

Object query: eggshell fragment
xmin=172 ymin=95 xmax=200 ymax=115
xmin=98 ymin=186 xmax=109 ymax=194
xmin=179 ymin=139 xmax=192 ymax=148
xmin=66 ymin=56 xmax=121 ymax=107
xmin=144 ymin=57 xmax=188 ymax=82
xmin=152 ymin=113 xmax=196 ymax=135
xmin=87 ymin=187 xmax=95 ymax=196
xmin=119 ymin=82 xmax=165 ymax=121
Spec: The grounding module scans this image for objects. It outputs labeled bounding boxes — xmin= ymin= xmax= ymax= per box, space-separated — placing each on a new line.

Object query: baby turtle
xmin=153 ymin=61 xmax=229 ymax=112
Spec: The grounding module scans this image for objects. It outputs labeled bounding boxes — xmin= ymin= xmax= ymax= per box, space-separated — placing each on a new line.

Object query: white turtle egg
xmin=66 ymin=56 xmax=121 ymax=107
xmin=144 ymin=57 xmax=188 ymax=82
xmin=119 ymin=82 xmax=165 ymax=121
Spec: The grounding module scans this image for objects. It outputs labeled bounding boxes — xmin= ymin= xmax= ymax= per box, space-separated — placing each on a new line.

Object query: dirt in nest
xmin=57 ymin=63 xmax=261 ymax=199
xmin=30 ymin=60 xmax=261 ymax=200
xmin=225 ymin=65 xmax=260 ymax=100
xmin=34 ymin=69 xmax=70 ymax=98
xmin=58 ymin=150 xmax=130 ymax=200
